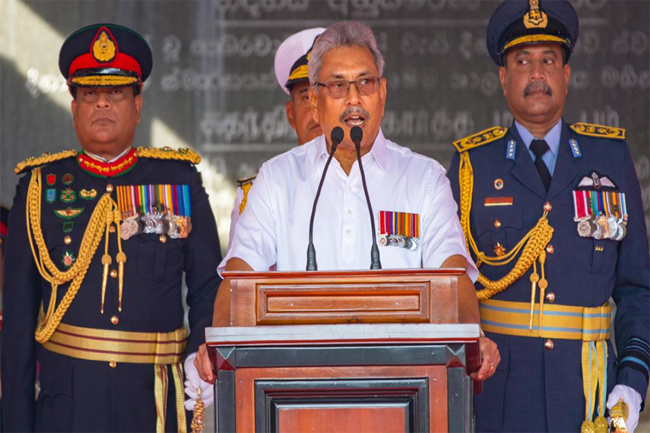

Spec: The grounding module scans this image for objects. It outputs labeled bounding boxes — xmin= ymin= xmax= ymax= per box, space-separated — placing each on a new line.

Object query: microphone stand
xmin=306 ymin=127 xmax=343 ymax=271
xmin=351 ymin=126 xmax=382 ymax=270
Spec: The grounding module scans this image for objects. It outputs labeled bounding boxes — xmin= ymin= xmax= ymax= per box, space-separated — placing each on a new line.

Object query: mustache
xmin=524 ymin=81 xmax=552 ymax=97
xmin=339 ymin=106 xmax=371 ymax=123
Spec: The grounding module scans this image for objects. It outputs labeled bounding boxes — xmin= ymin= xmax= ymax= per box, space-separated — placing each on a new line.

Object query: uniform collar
xmin=514 ymin=119 xmax=562 ymax=157
xmin=77 ymin=147 xmax=138 ymax=177
xmin=311 ymin=128 xmax=387 ymax=173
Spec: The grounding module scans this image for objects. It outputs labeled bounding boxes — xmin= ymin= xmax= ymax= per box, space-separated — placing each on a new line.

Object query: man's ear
xmin=286 ymin=100 xmax=297 ymax=130
xmin=309 ymin=85 xmax=319 ymax=124
xmin=499 ymin=66 xmax=508 ymax=96
xmin=134 ymin=95 xmax=142 ymax=123
xmin=564 ymin=63 xmax=571 ymax=95
xmin=379 ymin=77 xmax=387 ymax=118
xmin=71 ymin=99 xmax=77 ymax=128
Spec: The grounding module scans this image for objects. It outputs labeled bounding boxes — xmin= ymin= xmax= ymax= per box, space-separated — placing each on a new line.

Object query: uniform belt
xmin=43 ymin=323 xmax=188 ymax=433
xmin=480 ymin=299 xmax=612 ymax=431
xmin=43 ymin=323 xmax=188 ymax=364
xmin=479 ymin=299 xmax=611 ymax=341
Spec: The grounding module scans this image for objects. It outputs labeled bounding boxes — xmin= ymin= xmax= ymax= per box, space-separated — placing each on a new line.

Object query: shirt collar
xmin=310 ymin=129 xmax=388 ymax=173
xmin=85 ymin=146 xmax=133 ymax=163
xmin=514 ymin=119 xmax=562 ymax=157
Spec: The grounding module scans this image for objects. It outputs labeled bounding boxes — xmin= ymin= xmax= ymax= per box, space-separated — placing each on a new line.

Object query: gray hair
xmin=308 ymin=21 xmax=385 ymax=90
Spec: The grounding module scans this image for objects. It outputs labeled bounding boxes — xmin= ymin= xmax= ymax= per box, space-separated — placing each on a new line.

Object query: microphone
xmin=350 ymin=126 xmax=382 ymax=270
xmin=306 ymin=127 xmax=344 ymax=271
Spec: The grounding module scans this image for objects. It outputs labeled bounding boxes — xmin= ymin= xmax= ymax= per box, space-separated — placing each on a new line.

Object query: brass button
xmin=545 ymin=292 xmax=555 ymax=303
xmin=109 ymin=224 xmax=116 ymax=234
xmin=109 ymin=360 xmax=117 ymax=368
xmin=493 ymin=219 xmax=502 ymax=229
xmin=111 ymin=315 xmax=119 ymax=325
xmin=546 ymin=244 xmax=554 ymax=254
xmin=106 ymin=184 xmax=114 ymax=193
xmin=543 ymin=201 xmax=552 ymax=212
xmin=544 ymin=339 xmax=554 ymax=350
xmin=159 ymin=234 xmax=167 ymax=244
xmin=64 ymin=235 xmax=72 ymax=244
xmin=110 ymin=269 xmax=118 ymax=278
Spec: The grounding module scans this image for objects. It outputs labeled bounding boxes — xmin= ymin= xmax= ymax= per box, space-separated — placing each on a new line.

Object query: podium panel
xmin=208 ymin=324 xmax=479 ymax=433
xmin=236 ymin=365 xmax=447 ymax=433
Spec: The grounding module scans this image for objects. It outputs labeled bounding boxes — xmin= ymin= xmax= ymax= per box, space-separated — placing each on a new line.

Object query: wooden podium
xmin=206 ymin=269 xmax=481 ymax=433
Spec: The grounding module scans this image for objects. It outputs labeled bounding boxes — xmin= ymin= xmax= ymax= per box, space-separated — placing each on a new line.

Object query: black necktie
xmin=530 ymin=139 xmax=552 ymax=191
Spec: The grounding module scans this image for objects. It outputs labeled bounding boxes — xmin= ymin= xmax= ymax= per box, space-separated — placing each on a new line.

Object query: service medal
xmin=606 ymin=215 xmax=618 ymax=240
xmin=142 ymin=213 xmax=157 ymax=234
xmin=577 ymin=218 xmax=595 ymax=238
xmin=120 ymin=217 xmax=139 ymax=240
xmin=164 ymin=214 xmax=180 ymax=239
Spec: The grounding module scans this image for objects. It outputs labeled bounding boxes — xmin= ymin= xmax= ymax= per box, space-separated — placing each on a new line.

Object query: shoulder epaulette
xmin=237 ymin=175 xmax=257 ymax=187
xmin=570 ymin=123 xmax=626 ymax=140
xmin=14 ymin=150 xmax=78 ymax=174
xmin=453 ymin=126 xmax=508 ymax=153
xmin=136 ymin=146 xmax=201 ymax=164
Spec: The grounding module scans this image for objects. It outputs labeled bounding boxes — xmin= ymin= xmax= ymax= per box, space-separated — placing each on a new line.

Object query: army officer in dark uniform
xmin=1 ymin=24 xmax=222 ymax=432
xmin=448 ymin=1 xmax=649 ymax=432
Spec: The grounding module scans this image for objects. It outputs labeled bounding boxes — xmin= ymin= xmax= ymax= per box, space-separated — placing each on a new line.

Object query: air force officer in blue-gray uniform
xmin=448 ymin=1 xmax=649 ymax=432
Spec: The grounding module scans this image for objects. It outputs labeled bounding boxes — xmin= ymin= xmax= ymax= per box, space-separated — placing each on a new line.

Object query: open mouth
xmin=340 ymin=106 xmax=371 ymax=128
xmin=344 ymin=113 xmax=366 ymax=127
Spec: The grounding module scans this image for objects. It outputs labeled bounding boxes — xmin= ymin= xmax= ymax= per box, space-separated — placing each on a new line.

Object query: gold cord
xmin=26 ymin=169 xmax=126 ymax=343
xmin=458 ymin=152 xmax=554 ymax=300
xmin=191 ymin=387 xmax=206 ymax=433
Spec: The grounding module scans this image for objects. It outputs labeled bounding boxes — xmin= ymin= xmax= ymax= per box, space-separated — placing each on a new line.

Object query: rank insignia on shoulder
xmin=14 ymin=150 xmax=78 ymax=174
xmin=378 ymin=210 xmax=420 ymax=251
xmin=570 ymin=123 xmax=626 ymax=140
xmin=453 ymin=126 xmax=508 ymax=153
xmin=569 ymin=139 xmax=582 ymax=158
xmin=237 ymin=175 xmax=257 ymax=187
xmin=136 ymin=146 xmax=201 ymax=164
xmin=506 ymin=139 xmax=517 ymax=160
xmin=577 ymin=171 xmax=617 ymax=190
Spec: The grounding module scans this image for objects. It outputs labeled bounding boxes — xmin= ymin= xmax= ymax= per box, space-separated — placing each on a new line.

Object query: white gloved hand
xmin=184 ymin=352 xmax=215 ymax=411
xmin=606 ymin=384 xmax=642 ymax=433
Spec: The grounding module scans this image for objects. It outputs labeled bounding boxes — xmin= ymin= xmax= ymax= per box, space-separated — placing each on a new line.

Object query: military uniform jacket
xmin=448 ymin=121 xmax=649 ymax=432
xmin=2 ymin=151 xmax=222 ymax=432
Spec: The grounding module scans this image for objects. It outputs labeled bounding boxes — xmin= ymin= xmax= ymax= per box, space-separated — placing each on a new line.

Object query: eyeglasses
xmin=316 ymin=77 xmax=380 ymax=99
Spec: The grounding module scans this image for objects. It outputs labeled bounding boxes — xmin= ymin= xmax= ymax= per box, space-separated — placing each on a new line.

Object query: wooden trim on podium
xmin=223 ymin=269 xmax=464 ymax=327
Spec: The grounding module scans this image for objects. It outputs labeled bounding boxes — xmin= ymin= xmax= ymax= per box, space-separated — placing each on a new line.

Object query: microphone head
xmin=350 ymin=126 xmax=363 ymax=146
xmin=330 ymin=127 xmax=344 ymax=146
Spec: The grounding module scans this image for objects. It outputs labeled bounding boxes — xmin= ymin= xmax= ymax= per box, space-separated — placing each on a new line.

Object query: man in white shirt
xmin=195 ymin=20 xmax=499 ymax=383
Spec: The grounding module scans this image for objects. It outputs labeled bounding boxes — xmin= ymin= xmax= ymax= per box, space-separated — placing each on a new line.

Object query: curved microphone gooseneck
xmin=306 ymin=127 xmax=344 ymax=271
xmin=350 ymin=126 xmax=382 ymax=270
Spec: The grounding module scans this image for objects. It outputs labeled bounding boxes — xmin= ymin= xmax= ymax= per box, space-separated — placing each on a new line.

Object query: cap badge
xmin=92 ymin=28 xmax=117 ymax=63
xmin=524 ymin=0 xmax=548 ymax=29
